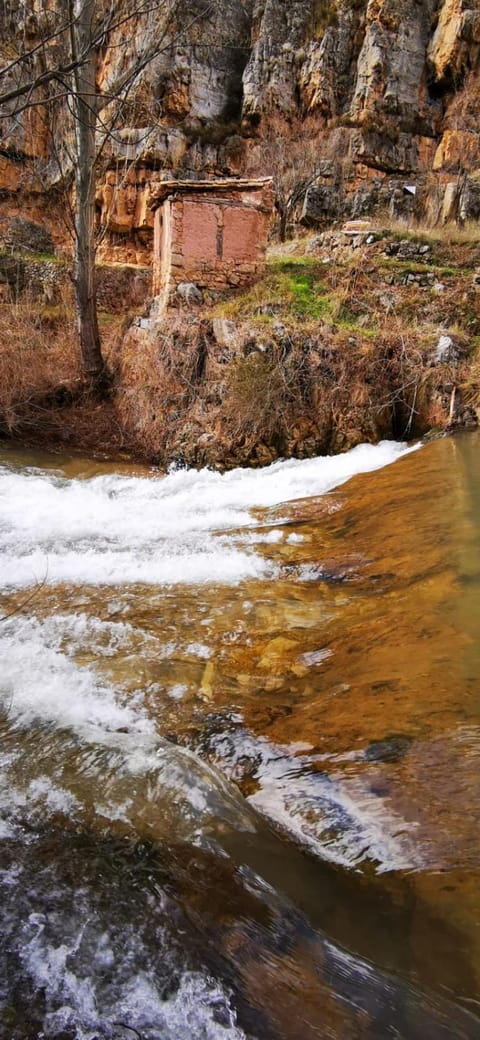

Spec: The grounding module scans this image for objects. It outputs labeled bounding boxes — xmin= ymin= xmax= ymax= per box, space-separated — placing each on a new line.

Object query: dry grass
xmin=222 ymin=345 xmax=314 ymax=451
xmin=112 ymin=304 xmax=460 ymax=469
xmin=1 ymin=234 xmax=477 ymax=468
xmin=375 ymin=215 xmax=480 ymax=253
xmin=0 ymin=296 xmax=129 ymax=454
xmin=462 ymin=348 xmax=480 ymax=414
xmin=111 ymin=231 xmax=479 ymax=467
xmin=0 ymin=298 xmax=80 ymax=432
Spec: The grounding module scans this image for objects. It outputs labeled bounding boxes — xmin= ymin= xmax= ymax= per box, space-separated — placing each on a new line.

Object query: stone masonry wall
xmin=153 ymin=184 xmax=273 ymax=303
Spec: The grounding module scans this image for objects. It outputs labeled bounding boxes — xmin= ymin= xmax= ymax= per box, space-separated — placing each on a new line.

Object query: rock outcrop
xmin=1 ymin=0 xmax=480 ymax=253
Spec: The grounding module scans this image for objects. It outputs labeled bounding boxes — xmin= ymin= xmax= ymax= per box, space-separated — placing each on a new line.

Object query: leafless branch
xmin=0 ymin=0 xmax=210 ymax=113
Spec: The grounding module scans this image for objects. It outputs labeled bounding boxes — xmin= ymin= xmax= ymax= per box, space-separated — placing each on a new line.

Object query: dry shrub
xmin=113 ymin=316 xmax=208 ymax=460
xmin=462 ymin=348 xmax=480 ymax=417
xmin=114 ymin=314 xmax=401 ymax=467
xmin=377 ymin=215 xmax=480 ymax=256
xmin=114 ymin=316 xmax=322 ymax=465
xmin=0 ymin=298 xmax=80 ymax=432
xmin=223 ymin=346 xmax=314 ymax=451
xmin=368 ymin=324 xmax=469 ymax=438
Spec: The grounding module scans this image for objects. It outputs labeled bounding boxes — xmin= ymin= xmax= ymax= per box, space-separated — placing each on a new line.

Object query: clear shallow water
xmin=1 ymin=435 xmax=480 ymax=1038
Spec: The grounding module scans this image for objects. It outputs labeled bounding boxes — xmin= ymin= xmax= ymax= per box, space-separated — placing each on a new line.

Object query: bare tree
xmin=0 ymin=0 xmax=205 ymax=389
xmin=247 ymin=131 xmax=327 ymax=241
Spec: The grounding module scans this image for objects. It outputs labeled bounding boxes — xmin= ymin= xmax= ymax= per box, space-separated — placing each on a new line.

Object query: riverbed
xmin=1 ymin=434 xmax=479 ymax=1038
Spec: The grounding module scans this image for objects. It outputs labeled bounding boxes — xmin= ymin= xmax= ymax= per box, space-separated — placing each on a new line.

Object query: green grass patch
xmin=216 ymin=258 xmax=335 ymax=323
xmin=0 ymin=250 xmax=62 ymax=264
xmin=285 ymin=270 xmax=331 ymax=319
xmin=378 ymin=257 xmax=463 ymax=279
xmin=98 ymin=310 xmax=123 ymax=326
xmin=20 ymin=251 xmax=62 ymax=264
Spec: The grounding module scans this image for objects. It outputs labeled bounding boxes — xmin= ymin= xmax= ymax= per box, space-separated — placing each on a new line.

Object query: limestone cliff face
xmin=1 ymin=0 xmax=480 ymax=245
xmin=242 ymin=0 xmax=480 ymax=222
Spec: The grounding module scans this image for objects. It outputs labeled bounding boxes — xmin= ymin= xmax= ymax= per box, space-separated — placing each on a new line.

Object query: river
xmin=1 ymin=433 xmax=479 ymax=1039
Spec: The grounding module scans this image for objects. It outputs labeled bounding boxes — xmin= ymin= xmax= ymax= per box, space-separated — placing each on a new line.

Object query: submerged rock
xmin=364 ymin=734 xmax=413 ymax=764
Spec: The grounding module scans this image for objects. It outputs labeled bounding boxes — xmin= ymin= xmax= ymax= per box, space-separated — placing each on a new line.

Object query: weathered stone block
xmin=212 ymin=318 xmax=237 ymax=348
xmin=177 ymin=281 xmax=203 ymax=304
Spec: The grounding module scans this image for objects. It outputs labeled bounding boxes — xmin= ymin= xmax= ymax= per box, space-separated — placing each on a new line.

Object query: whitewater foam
xmin=205 ymin=725 xmax=424 ymax=873
xmin=0 ymin=440 xmax=415 ymax=588
xmin=6 ymin=871 xmax=248 ymax=1040
xmin=0 ymin=614 xmax=156 ymax=745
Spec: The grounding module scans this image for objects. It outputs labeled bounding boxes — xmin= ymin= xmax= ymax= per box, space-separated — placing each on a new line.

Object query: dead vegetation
xmin=0 ymin=294 xmax=127 ymax=455
xmin=0 ymin=297 xmax=79 ymax=433
xmin=112 ymin=313 xmax=469 ymax=470
xmin=223 ymin=346 xmax=314 ymax=449
xmin=109 ymin=226 xmax=479 ymax=468
xmin=113 ymin=318 xmax=210 ymax=462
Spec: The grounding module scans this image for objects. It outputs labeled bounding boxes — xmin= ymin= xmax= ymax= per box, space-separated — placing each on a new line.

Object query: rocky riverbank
xmin=111 ymin=224 xmax=479 ymax=468
xmin=1 ymin=224 xmax=479 ymax=468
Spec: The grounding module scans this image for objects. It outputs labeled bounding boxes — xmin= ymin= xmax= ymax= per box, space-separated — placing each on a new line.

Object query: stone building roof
xmin=149 ymin=177 xmax=273 ymax=210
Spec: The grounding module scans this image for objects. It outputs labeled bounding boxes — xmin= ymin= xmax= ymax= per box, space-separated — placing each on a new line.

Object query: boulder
xmin=433 ymin=334 xmax=458 ymax=365
xmin=301 ymin=185 xmax=337 ymax=226
xmin=212 ymin=318 xmax=237 ymax=349
xmin=176 ymin=282 xmax=203 ymax=305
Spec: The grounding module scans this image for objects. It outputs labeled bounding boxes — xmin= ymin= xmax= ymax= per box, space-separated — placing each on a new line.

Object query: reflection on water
xmin=1 ymin=434 xmax=480 ymax=1037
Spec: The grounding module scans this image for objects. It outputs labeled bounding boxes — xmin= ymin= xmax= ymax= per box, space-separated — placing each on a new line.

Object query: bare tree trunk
xmin=1 ymin=0 xmax=197 ymax=393
xmin=71 ymin=0 xmax=104 ymax=386
xmin=279 ymin=205 xmax=288 ymax=243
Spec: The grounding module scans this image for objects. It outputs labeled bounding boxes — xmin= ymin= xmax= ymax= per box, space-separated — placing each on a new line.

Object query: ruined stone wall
xmin=153 ymin=185 xmax=273 ymax=302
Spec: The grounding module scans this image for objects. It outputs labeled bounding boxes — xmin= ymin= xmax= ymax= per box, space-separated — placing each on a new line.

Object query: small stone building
xmin=150 ymin=178 xmax=273 ymax=306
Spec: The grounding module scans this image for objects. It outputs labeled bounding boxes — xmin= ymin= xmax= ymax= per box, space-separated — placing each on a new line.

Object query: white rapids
xmin=0 ymin=440 xmax=414 ymax=588
xmin=0 ymin=439 xmax=429 ymax=1040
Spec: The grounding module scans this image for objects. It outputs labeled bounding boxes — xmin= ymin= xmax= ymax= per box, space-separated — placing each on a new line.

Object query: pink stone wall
xmin=182 ymin=201 xmax=219 ymax=260
xmin=223 ymin=207 xmax=264 ymax=262
xmin=153 ymin=183 xmax=273 ymax=304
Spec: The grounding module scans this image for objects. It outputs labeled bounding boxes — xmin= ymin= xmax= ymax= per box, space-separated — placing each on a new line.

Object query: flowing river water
xmin=1 ymin=433 xmax=480 ymax=1039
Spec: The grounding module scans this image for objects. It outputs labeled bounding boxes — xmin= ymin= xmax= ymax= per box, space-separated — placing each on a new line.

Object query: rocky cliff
xmin=1 ymin=0 xmax=480 ymax=253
